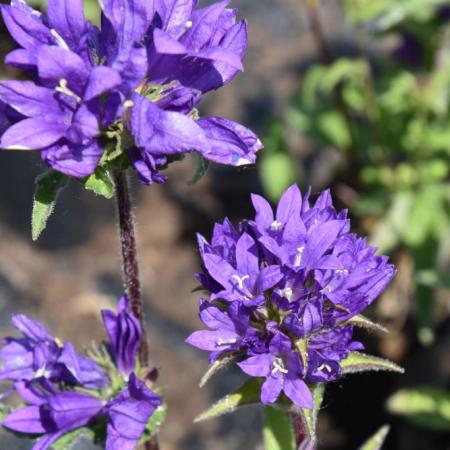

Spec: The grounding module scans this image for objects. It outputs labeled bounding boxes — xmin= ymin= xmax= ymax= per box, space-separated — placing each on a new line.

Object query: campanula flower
xmin=187 ymin=185 xmax=396 ymax=408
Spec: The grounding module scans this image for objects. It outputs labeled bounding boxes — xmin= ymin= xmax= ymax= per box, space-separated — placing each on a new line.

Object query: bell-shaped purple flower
xmin=102 ymin=296 xmax=141 ymax=377
xmin=188 ymin=185 xmax=396 ymax=408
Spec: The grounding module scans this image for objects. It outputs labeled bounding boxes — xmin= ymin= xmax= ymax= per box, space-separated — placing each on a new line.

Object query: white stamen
xmin=271 ymin=358 xmax=288 ymax=375
xmin=34 ymin=365 xmax=50 ymax=378
xmin=55 ymin=79 xmax=82 ymax=103
xmin=123 ymin=100 xmax=134 ymax=109
xmin=278 ymin=287 xmax=293 ymax=302
xmin=185 ymin=20 xmax=193 ymax=29
xmin=317 ymin=363 xmax=332 ymax=373
xmin=232 ymin=274 xmax=250 ymax=290
xmin=50 ymin=29 xmax=69 ymax=50
xmin=294 ymin=246 xmax=305 ymax=267
xmin=216 ymin=337 xmax=237 ymax=346
xmin=271 ymin=220 xmax=282 ymax=231
xmin=335 ymin=269 xmax=349 ymax=275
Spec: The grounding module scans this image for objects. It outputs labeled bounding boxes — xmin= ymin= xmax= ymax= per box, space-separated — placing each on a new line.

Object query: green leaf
xmin=344 ymin=315 xmax=388 ymax=334
xmin=387 ymin=387 xmax=450 ymax=431
xmin=32 ymin=170 xmax=68 ymax=241
xmin=358 ymin=425 xmax=390 ymax=450
xmin=199 ymin=353 xmax=238 ymax=388
xmin=295 ymin=383 xmax=325 ymax=442
xmin=51 ymin=427 xmax=95 ymax=450
xmin=147 ymin=404 xmax=167 ymax=436
xmin=194 ymin=378 xmax=263 ymax=422
xmin=82 ymin=167 xmax=114 ymax=199
xmin=340 ymin=352 xmax=404 ymax=375
xmin=188 ymin=153 xmax=210 ymax=185
xmin=263 ymin=406 xmax=296 ymax=450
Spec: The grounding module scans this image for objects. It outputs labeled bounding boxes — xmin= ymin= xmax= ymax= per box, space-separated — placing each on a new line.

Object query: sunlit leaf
xmin=194 ymin=378 xmax=262 ymax=422
xmin=199 ymin=353 xmax=238 ymax=388
xmin=358 ymin=425 xmax=390 ymax=450
xmin=82 ymin=167 xmax=114 ymax=199
xmin=32 ymin=170 xmax=68 ymax=241
xmin=340 ymin=352 xmax=404 ymax=375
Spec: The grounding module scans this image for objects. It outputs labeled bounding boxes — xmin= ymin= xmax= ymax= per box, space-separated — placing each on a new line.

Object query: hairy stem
xmin=113 ymin=170 xmax=159 ymax=450
xmin=113 ymin=170 xmax=149 ymax=367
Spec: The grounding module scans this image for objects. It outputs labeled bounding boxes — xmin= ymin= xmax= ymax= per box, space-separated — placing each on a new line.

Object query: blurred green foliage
xmin=29 ymin=0 xmax=99 ymax=22
xmin=262 ymin=0 xmax=450 ymax=343
xmin=387 ymin=387 xmax=450 ymax=430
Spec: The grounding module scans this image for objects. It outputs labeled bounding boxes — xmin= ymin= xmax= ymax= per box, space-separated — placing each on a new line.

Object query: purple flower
xmin=0 ymin=315 xmax=107 ymax=389
xmin=238 ymin=331 xmax=312 ymax=408
xmin=1 ymin=296 xmax=163 ymax=449
xmin=105 ymin=374 xmax=162 ymax=450
xmin=102 ymin=295 xmax=141 ymax=376
xmin=187 ymin=185 xmax=396 ymax=408
xmin=0 ymin=0 xmax=262 ymax=184
xmin=2 ymin=375 xmax=162 ymax=450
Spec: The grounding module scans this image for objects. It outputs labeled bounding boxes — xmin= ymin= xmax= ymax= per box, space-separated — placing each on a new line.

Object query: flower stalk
xmin=113 ymin=170 xmax=149 ymax=368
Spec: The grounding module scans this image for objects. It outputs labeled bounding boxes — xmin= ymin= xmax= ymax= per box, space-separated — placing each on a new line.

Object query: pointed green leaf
xmin=263 ymin=406 xmax=296 ymax=450
xmin=343 ymin=315 xmax=388 ymax=334
xmin=358 ymin=425 xmax=390 ymax=450
xmin=294 ymin=383 xmax=325 ymax=441
xmin=147 ymin=404 xmax=167 ymax=436
xmin=188 ymin=153 xmax=210 ymax=185
xmin=340 ymin=352 xmax=404 ymax=375
xmin=32 ymin=170 xmax=68 ymax=241
xmin=194 ymin=378 xmax=263 ymax=423
xmin=51 ymin=427 xmax=95 ymax=450
xmin=82 ymin=166 xmax=114 ymax=199
xmin=386 ymin=387 xmax=450 ymax=431
xmin=199 ymin=353 xmax=238 ymax=388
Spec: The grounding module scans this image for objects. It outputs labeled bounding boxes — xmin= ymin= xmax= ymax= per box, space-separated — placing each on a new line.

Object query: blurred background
xmin=0 ymin=0 xmax=449 ymax=449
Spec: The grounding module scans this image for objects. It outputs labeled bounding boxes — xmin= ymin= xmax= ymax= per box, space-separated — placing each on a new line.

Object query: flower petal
xmin=283 ymin=378 xmax=313 ymax=408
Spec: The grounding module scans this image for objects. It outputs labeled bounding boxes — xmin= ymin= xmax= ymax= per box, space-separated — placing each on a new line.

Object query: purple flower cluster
xmin=187 ymin=185 xmax=396 ymax=408
xmin=1 ymin=296 xmax=162 ymax=449
xmin=0 ymin=0 xmax=261 ymax=183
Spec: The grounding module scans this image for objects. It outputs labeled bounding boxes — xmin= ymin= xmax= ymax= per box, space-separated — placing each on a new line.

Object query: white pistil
xmin=271 ymin=358 xmax=288 ymax=375
xmin=123 ymin=99 xmax=134 ymax=109
xmin=185 ymin=20 xmax=193 ymax=29
xmin=55 ymin=79 xmax=82 ymax=104
xmin=270 ymin=220 xmax=282 ymax=231
xmin=216 ymin=337 xmax=237 ymax=346
xmin=232 ymin=274 xmax=250 ymax=290
xmin=50 ymin=29 xmax=69 ymax=50
xmin=294 ymin=246 xmax=305 ymax=267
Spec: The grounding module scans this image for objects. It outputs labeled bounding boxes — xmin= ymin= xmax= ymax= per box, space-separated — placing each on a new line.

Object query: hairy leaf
xmin=32 ymin=170 xmax=68 ymax=241
xmin=194 ymin=378 xmax=262 ymax=422
xmin=343 ymin=315 xmax=388 ymax=334
xmin=82 ymin=166 xmax=114 ymax=199
xmin=358 ymin=425 xmax=390 ymax=450
xmin=341 ymin=352 xmax=404 ymax=375
xmin=199 ymin=353 xmax=238 ymax=388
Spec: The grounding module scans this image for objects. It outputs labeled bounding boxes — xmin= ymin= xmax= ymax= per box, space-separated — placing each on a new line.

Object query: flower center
xmin=185 ymin=20 xmax=193 ymax=29
xmin=232 ymin=274 xmax=250 ymax=290
xmin=271 ymin=357 xmax=288 ymax=375
xmin=55 ymin=79 xmax=82 ymax=104
xmin=270 ymin=220 xmax=282 ymax=231
xmin=335 ymin=269 xmax=349 ymax=275
xmin=317 ymin=363 xmax=332 ymax=373
xmin=278 ymin=287 xmax=294 ymax=302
